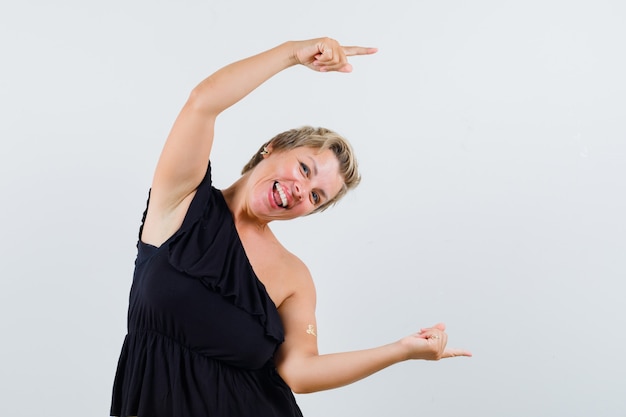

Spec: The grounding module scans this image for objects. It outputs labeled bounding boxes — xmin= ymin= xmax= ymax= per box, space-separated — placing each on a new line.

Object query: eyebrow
xmin=307 ymin=156 xmax=328 ymax=201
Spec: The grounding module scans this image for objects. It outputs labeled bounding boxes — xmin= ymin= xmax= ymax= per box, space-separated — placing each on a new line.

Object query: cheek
xmin=252 ymin=183 xmax=272 ymax=208
xmin=295 ymin=200 xmax=316 ymax=217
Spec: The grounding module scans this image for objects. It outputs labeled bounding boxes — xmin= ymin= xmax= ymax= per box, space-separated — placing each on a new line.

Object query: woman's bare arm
xmin=141 ymin=38 xmax=376 ymax=246
xmin=275 ymin=267 xmax=472 ymax=394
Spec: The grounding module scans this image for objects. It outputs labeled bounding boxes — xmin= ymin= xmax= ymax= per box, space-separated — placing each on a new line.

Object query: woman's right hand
xmin=291 ymin=37 xmax=377 ymax=73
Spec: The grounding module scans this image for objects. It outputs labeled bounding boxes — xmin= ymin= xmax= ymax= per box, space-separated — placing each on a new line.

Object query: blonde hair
xmin=241 ymin=126 xmax=361 ymax=213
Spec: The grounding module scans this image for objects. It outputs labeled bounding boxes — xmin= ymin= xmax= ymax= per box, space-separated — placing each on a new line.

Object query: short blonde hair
xmin=241 ymin=126 xmax=361 ymax=213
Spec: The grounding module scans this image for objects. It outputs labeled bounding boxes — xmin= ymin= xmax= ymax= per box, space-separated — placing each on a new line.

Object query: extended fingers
xmin=342 ymin=46 xmax=378 ymax=57
xmin=443 ymin=347 xmax=473 ymax=358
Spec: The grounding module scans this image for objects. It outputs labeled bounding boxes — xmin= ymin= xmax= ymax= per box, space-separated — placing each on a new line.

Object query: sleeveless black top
xmin=111 ymin=164 xmax=303 ymax=417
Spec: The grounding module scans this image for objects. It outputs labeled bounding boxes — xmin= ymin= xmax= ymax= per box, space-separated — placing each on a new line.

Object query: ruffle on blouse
xmin=145 ymin=163 xmax=284 ymax=345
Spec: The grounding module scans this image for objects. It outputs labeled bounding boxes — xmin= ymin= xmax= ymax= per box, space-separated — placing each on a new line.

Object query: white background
xmin=1 ymin=1 xmax=625 ymax=416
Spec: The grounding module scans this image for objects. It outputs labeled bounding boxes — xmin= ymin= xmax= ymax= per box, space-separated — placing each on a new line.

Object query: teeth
xmin=275 ymin=182 xmax=288 ymax=207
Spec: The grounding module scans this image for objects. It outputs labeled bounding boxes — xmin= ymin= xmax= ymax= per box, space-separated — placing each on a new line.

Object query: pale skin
xmin=141 ymin=37 xmax=472 ymax=395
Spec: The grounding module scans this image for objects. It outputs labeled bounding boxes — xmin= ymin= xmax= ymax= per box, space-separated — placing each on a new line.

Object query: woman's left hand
xmin=400 ymin=322 xmax=473 ymax=360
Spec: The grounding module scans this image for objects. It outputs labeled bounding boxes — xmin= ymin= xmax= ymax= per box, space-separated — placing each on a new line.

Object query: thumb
xmin=421 ymin=323 xmax=446 ymax=332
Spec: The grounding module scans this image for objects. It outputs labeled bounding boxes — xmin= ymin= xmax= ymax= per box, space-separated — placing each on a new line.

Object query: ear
xmin=261 ymin=143 xmax=274 ymax=159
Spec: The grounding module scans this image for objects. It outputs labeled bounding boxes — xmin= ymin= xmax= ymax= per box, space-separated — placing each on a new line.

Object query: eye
xmin=311 ymin=191 xmax=320 ymax=205
xmin=300 ymin=162 xmax=310 ymax=177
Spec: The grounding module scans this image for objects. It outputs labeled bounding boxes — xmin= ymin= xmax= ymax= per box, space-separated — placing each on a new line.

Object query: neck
xmin=221 ymin=176 xmax=270 ymax=232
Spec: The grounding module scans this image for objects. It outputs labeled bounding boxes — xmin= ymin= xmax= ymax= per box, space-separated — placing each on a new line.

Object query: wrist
xmin=389 ymin=340 xmax=411 ymax=362
xmin=280 ymin=40 xmax=300 ymax=67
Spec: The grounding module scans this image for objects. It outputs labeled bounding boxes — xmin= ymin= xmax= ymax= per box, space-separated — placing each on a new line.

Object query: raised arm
xmin=275 ymin=271 xmax=472 ymax=394
xmin=141 ymin=38 xmax=377 ymax=246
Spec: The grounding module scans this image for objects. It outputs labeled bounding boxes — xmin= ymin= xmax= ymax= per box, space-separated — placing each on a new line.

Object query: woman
xmin=111 ymin=37 xmax=471 ymax=417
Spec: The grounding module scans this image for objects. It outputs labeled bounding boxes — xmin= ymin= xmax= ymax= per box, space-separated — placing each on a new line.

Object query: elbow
xmin=186 ymin=87 xmax=210 ymax=113
xmin=279 ymin=371 xmax=303 ymax=394
xmin=186 ymin=80 xmax=220 ymax=115
xmin=292 ymin=388 xmax=313 ymax=395
xmin=276 ymin=352 xmax=329 ymax=394
xmin=288 ymin=376 xmax=316 ymax=395
xmin=286 ymin=380 xmax=316 ymax=395
xmin=278 ymin=369 xmax=322 ymax=394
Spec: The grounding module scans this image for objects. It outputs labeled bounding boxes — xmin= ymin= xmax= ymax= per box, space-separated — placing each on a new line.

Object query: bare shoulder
xmin=274 ymin=246 xmax=317 ymax=311
xmin=244 ymin=233 xmax=316 ymax=308
xmin=280 ymin=249 xmax=316 ymax=294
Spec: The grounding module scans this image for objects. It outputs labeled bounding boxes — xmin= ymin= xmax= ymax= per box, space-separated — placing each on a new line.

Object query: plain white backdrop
xmin=1 ymin=1 xmax=625 ymax=416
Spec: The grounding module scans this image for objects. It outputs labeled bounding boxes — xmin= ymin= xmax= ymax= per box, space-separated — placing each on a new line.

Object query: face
xmin=246 ymin=146 xmax=344 ymax=221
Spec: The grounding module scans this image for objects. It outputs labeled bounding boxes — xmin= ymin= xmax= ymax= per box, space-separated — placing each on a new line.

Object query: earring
xmin=260 ymin=146 xmax=269 ymax=156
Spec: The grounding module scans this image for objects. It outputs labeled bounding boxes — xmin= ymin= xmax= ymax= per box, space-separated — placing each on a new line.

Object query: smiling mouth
xmin=273 ymin=181 xmax=288 ymax=207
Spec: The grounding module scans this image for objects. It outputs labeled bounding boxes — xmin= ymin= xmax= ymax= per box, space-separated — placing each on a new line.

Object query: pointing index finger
xmin=342 ymin=46 xmax=378 ymax=57
xmin=444 ymin=348 xmax=473 ymax=358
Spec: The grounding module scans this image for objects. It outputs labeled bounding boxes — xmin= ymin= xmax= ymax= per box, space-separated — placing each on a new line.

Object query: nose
xmin=294 ymin=182 xmax=304 ymax=201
